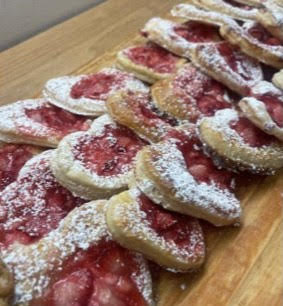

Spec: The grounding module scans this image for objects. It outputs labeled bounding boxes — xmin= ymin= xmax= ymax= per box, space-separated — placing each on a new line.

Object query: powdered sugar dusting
xmin=43 ymin=68 xmax=149 ymax=116
xmin=136 ymin=140 xmax=241 ymax=224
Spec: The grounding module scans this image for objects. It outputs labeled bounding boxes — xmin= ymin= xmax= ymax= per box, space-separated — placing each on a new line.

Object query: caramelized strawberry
xmin=0 ymin=144 xmax=34 ymax=191
xmin=25 ymin=104 xmax=90 ymax=137
xmin=174 ymin=21 xmax=220 ymax=43
xmin=31 ymin=241 xmax=148 ymax=306
xmin=74 ymin=125 xmax=146 ymax=177
xmin=230 ymin=117 xmax=274 ymax=147
xmin=125 ymin=44 xmax=179 ymax=73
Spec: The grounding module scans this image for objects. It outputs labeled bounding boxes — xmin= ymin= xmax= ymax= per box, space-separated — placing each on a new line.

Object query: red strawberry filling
xmin=74 ymin=125 xmax=147 ymax=177
xmin=139 ymin=193 xmax=205 ymax=254
xmin=25 ymin=104 xmax=90 ymax=137
xmin=31 ymin=241 xmax=148 ymax=306
xmin=0 ymin=155 xmax=84 ymax=248
xmin=174 ymin=21 xmax=221 ymax=43
xmin=125 ymin=44 xmax=179 ymax=73
xmin=70 ymin=72 xmax=127 ymax=100
xmin=230 ymin=117 xmax=274 ymax=147
xmin=165 ymin=129 xmax=234 ymax=190
xmin=253 ymin=94 xmax=283 ymax=127
xmin=247 ymin=23 xmax=282 ymax=46
xmin=217 ymin=42 xmax=255 ymax=81
xmin=0 ymin=144 xmax=34 ymax=191
xmin=173 ymin=66 xmax=231 ymax=120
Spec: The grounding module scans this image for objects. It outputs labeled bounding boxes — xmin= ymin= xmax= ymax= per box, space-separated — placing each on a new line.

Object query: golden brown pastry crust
xmin=116 ymin=45 xmax=186 ymax=84
xmin=107 ymin=188 xmax=205 ymax=272
xmin=0 ymin=260 xmax=13 ymax=306
xmin=220 ymin=20 xmax=283 ymax=69
xmin=152 ymin=63 xmax=233 ymax=121
xmin=198 ymin=109 xmax=283 ymax=174
xmin=107 ymin=90 xmax=174 ymax=142
xmin=272 ymin=69 xmax=283 ymax=90
xmin=133 ymin=127 xmax=241 ymax=227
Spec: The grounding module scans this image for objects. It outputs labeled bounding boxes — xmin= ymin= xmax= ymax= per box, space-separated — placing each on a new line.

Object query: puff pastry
xmin=198 ymin=109 xmax=283 ymax=174
xmin=116 ymin=43 xmax=186 ymax=84
xmin=43 ymin=68 xmax=149 ymax=116
xmin=0 ymin=143 xmax=40 ymax=192
xmin=134 ymin=125 xmax=241 ymax=226
xmin=171 ymin=3 xmax=231 ymax=26
xmin=107 ymin=188 xmax=205 ymax=272
xmin=220 ymin=20 xmax=283 ymax=69
xmin=142 ymin=17 xmax=221 ymax=59
xmin=0 ymin=150 xmax=84 ymax=249
xmin=107 ymin=90 xmax=177 ymax=143
xmin=1 ymin=200 xmax=153 ymax=305
xmin=51 ymin=114 xmax=147 ymax=200
xmin=152 ymin=63 xmax=233 ymax=122
xmin=239 ymin=81 xmax=283 ymax=141
xmin=0 ymin=99 xmax=91 ymax=148
xmin=0 ymin=260 xmax=13 ymax=306
xmin=256 ymin=1 xmax=283 ymax=40
xmin=191 ymin=41 xmax=263 ymax=96
xmin=186 ymin=0 xmax=258 ymax=21
xmin=272 ymin=69 xmax=283 ymax=90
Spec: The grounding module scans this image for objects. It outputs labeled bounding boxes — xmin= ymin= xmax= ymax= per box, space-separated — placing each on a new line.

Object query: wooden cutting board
xmin=0 ymin=0 xmax=282 ymax=305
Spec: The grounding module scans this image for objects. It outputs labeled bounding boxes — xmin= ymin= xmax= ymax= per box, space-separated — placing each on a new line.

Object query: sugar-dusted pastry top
xmin=1 ymin=201 xmax=153 ymax=305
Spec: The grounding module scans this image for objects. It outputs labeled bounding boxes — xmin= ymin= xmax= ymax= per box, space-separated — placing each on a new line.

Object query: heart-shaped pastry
xmin=198 ymin=108 xmax=283 ymax=174
xmin=1 ymin=200 xmax=153 ymax=305
xmin=0 ymin=150 xmax=84 ymax=249
xmin=107 ymin=188 xmax=205 ymax=272
xmin=0 ymin=99 xmax=91 ymax=148
xmin=51 ymin=114 xmax=147 ymax=200
xmin=134 ymin=125 xmax=241 ymax=226
xmin=116 ymin=43 xmax=186 ymax=84
xmin=43 ymin=68 xmax=149 ymax=116
xmin=152 ymin=63 xmax=233 ymax=122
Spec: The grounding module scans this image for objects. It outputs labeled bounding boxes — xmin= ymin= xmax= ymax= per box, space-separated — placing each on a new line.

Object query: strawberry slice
xmin=25 ymin=104 xmax=90 ymax=137
xmin=0 ymin=144 xmax=35 ymax=191
xmin=31 ymin=241 xmax=149 ymax=306
xmin=139 ymin=193 xmax=205 ymax=252
xmin=125 ymin=44 xmax=179 ymax=73
xmin=74 ymin=124 xmax=146 ymax=177
xmin=164 ymin=128 xmax=235 ymax=190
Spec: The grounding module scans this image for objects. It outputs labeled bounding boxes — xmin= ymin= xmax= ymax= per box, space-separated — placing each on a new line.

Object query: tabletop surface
xmin=0 ymin=1 xmax=282 ymax=305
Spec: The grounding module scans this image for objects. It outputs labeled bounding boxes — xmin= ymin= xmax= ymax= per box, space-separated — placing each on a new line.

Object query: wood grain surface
xmin=0 ymin=0 xmax=282 ymax=305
